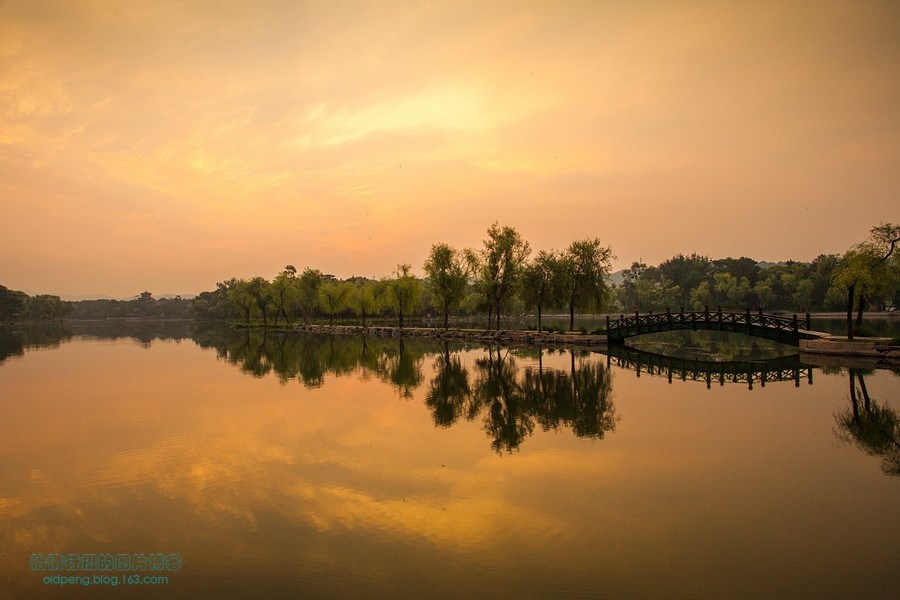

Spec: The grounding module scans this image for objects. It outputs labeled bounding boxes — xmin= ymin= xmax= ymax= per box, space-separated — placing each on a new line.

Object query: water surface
xmin=1 ymin=324 xmax=898 ymax=599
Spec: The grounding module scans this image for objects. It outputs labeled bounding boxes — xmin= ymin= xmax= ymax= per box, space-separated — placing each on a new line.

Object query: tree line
xmin=0 ymin=288 xmax=193 ymax=324
xmin=190 ymin=222 xmax=615 ymax=332
xmin=191 ymin=221 xmax=898 ymax=339
xmin=618 ymin=223 xmax=898 ymax=338
xmin=0 ymin=286 xmax=71 ymax=324
xmin=2 ymin=221 xmax=896 ymax=339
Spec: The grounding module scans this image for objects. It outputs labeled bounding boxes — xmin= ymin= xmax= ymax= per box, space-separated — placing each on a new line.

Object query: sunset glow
xmin=2 ymin=0 xmax=898 ymax=297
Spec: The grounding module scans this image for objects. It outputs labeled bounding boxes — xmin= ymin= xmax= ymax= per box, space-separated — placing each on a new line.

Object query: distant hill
xmin=57 ymin=292 xmax=197 ymax=301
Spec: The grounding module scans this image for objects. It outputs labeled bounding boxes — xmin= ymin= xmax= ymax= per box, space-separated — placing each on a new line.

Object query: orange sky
xmin=1 ymin=0 xmax=898 ymax=298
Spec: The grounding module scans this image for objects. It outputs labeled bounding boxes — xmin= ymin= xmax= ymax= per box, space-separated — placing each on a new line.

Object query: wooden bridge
xmin=605 ymin=345 xmax=814 ymax=389
xmin=604 ymin=308 xmax=827 ymax=346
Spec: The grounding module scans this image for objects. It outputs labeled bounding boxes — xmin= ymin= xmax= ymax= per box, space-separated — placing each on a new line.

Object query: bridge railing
xmin=605 ymin=307 xmax=812 ymax=337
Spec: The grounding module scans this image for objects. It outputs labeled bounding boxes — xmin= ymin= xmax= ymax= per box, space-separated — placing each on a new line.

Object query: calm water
xmin=1 ymin=323 xmax=898 ymax=599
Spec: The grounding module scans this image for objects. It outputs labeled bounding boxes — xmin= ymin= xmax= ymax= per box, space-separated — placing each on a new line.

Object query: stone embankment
xmin=800 ymin=338 xmax=900 ymax=368
xmin=294 ymin=324 xmax=608 ymax=348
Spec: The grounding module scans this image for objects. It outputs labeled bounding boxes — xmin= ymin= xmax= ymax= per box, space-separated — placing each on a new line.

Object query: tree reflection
xmin=376 ymin=339 xmax=424 ymax=399
xmin=426 ymin=346 xmax=617 ymax=453
xmin=472 ymin=347 xmax=533 ymax=453
xmin=2 ymin=323 xmax=619 ymax=454
xmin=425 ymin=343 xmax=471 ymax=427
xmin=525 ymin=351 xmax=617 ymax=439
xmin=835 ymin=369 xmax=900 ymax=476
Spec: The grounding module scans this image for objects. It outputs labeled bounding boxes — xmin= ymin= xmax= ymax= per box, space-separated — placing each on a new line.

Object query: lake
xmin=1 ymin=323 xmax=898 ymax=599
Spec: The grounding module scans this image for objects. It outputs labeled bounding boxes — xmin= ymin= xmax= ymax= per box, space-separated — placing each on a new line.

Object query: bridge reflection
xmin=605 ymin=344 xmax=814 ymax=389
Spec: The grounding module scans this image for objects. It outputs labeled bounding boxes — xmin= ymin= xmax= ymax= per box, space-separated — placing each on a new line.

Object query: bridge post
xmin=792 ymin=314 xmax=798 ymax=334
xmin=805 ymin=313 xmax=811 ymax=330
xmin=704 ymin=305 xmax=709 ymax=325
xmin=666 ymin=307 xmax=672 ymax=327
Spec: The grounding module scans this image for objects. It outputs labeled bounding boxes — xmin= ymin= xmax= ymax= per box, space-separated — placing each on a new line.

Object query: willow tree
xmin=424 ymin=243 xmax=473 ymax=329
xmin=558 ymin=238 xmax=614 ymax=331
xmin=226 ymin=279 xmax=256 ymax=326
xmin=346 ymin=280 xmax=380 ymax=327
xmin=521 ymin=250 xmax=562 ymax=332
xmin=478 ymin=223 xmax=530 ymax=331
xmin=385 ymin=264 xmax=423 ymax=329
xmin=272 ymin=265 xmax=299 ymax=325
xmin=318 ymin=280 xmax=348 ymax=326
xmin=297 ymin=268 xmax=323 ymax=324
xmin=832 ymin=223 xmax=900 ymax=339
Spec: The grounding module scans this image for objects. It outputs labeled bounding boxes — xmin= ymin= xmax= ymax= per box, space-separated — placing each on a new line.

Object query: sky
xmin=1 ymin=0 xmax=898 ymax=298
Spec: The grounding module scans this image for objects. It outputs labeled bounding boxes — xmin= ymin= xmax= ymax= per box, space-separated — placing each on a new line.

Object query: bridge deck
xmin=604 ymin=309 xmax=827 ymax=347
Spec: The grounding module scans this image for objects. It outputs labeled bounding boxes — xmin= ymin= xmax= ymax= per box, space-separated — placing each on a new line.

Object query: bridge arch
xmin=605 ymin=345 xmax=814 ymax=389
xmin=604 ymin=308 xmax=827 ymax=347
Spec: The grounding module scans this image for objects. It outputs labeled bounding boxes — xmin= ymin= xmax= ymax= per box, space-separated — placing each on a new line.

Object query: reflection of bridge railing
xmin=605 ymin=308 xmax=818 ymax=346
xmin=605 ymin=345 xmax=814 ymax=389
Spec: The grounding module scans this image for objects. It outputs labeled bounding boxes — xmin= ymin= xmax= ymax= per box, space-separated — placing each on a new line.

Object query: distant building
xmin=138 ymin=291 xmax=153 ymax=301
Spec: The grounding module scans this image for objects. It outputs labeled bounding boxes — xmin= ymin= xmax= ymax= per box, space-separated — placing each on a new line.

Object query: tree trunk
xmin=569 ymin=300 xmax=575 ymax=332
xmin=537 ymin=304 xmax=542 ymax=332
xmin=443 ymin=307 xmax=449 ymax=329
xmin=846 ymin=285 xmax=855 ymax=339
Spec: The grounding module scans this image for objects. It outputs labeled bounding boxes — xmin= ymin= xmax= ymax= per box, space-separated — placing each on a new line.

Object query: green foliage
xmin=345 ymin=280 xmax=380 ymax=327
xmin=478 ymin=223 xmax=530 ymax=330
xmin=297 ymin=268 xmax=324 ymax=324
xmin=272 ymin=266 xmax=300 ymax=325
xmin=383 ymin=264 xmax=424 ymax=328
xmin=830 ymin=222 xmax=900 ymax=338
xmin=318 ymin=281 xmax=349 ymax=326
xmin=521 ymin=250 xmax=563 ymax=331
xmin=424 ymin=243 xmax=472 ymax=328
xmin=0 ymin=285 xmax=27 ymax=323
xmin=192 ymin=280 xmax=239 ymax=320
xmin=558 ymin=238 xmax=613 ymax=330
xmin=24 ymin=295 xmax=71 ymax=322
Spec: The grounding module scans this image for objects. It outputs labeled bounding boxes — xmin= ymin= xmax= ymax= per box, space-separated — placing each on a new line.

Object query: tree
xmin=423 ymin=243 xmax=472 ymax=329
xmin=344 ymin=280 xmax=380 ymax=327
xmin=297 ymin=268 xmax=323 ymax=324
xmin=831 ymin=223 xmax=900 ymax=338
xmin=0 ymin=285 xmax=27 ymax=324
xmin=246 ymin=277 xmax=274 ymax=326
xmin=384 ymin=264 xmax=423 ymax=328
xmin=558 ymin=238 xmax=613 ymax=331
xmin=24 ymin=294 xmax=70 ymax=322
xmin=713 ymin=257 xmax=760 ymax=286
xmin=318 ymin=281 xmax=348 ymax=326
xmin=227 ymin=279 xmax=256 ymax=326
xmin=658 ymin=253 xmax=712 ymax=307
xmin=792 ymin=278 xmax=814 ymax=312
xmin=690 ymin=280 xmax=713 ymax=311
xmin=478 ymin=223 xmax=530 ymax=330
xmin=521 ymin=250 xmax=562 ymax=332
xmin=272 ymin=265 xmax=299 ymax=325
